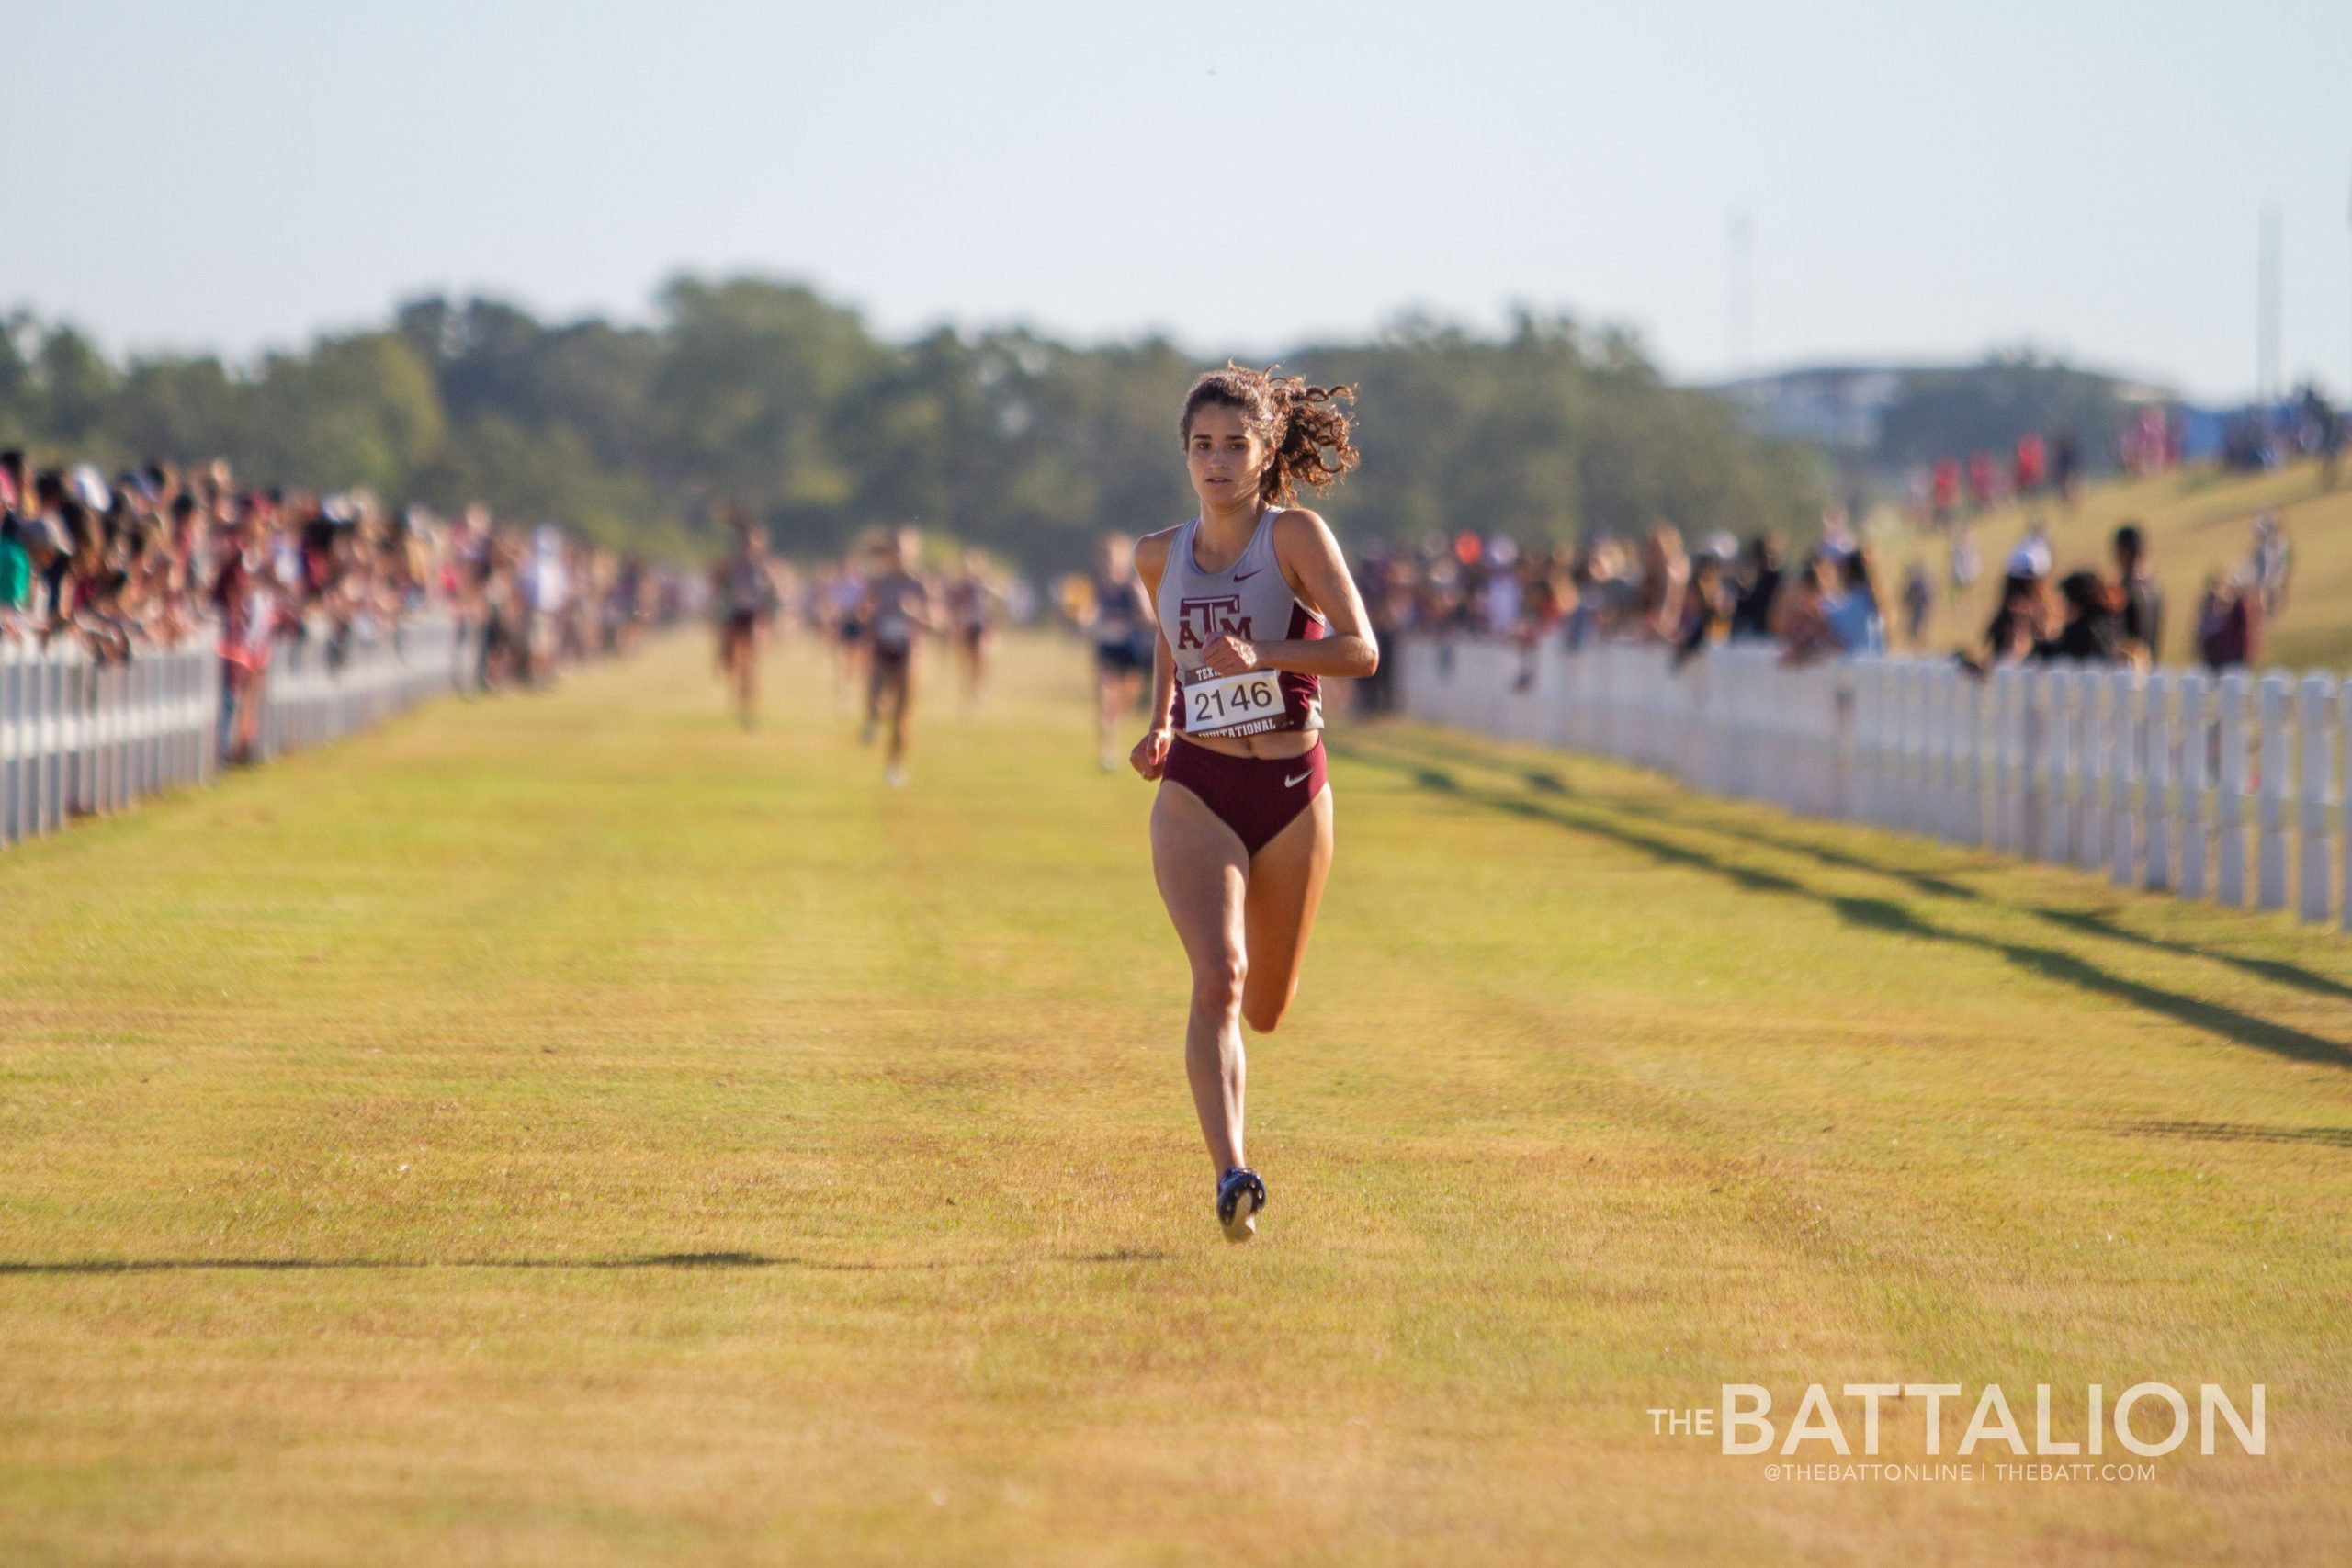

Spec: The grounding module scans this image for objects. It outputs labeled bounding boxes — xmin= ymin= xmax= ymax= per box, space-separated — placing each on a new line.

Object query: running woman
xmin=860 ymin=527 xmax=934 ymax=787
xmin=943 ymin=550 xmax=997 ymax=714
xmin=822 ymin=560 xmax=870 ymax=717
xmin=1090 ymin=534 xmax=1153 ymax=770
xmin=713 ymin=515 xmax=780 ymax=728
xmin=1130 ymin=366 xmax=1376 ymax=1242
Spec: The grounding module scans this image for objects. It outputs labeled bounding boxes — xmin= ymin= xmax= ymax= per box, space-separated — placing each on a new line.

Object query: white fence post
xmin=2342 ymin=678 xmax=2352 ymax=934
xmin=2256 ymin=673 xmax=2291 ymax=912
xmin=0 ymin=639 xmax=20 ymax=846
xmin=2109 ymin=668 xmax=2139 ymax=887
xmin=2021 ymin=666 xmax=2049 ymax=861
xmin=2299 ymin=674 xmax=2335 ymax=924
xmin=2144 ymin=673 xmax=2174 ymax=892
xmin=2179 ymin=673 xmax=2211 ymax=900
xmin=2042 ymin=668 xmax=2073 ymax=864
xmin=1929 ymin=664 xmax=1957 ymax=842
xmin=1960 ymin=671 xmax=1985 ymax=847
xmin=2074 ymin=670 xmax=2105 ymax=873
xmin=2216 ymin=673 xmax=2248 ymax=907
xmin=1992 ymin=667 xmax=2019 ymax=854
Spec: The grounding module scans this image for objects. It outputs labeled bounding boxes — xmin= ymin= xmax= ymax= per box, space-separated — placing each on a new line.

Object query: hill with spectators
xmin=1878 ymin=454 xmax=2350 ymax=671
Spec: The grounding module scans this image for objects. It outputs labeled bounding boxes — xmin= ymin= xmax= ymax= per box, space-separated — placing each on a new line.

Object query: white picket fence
xmin=1397 ymin=635 xmax=2352 ymax=931
xmin=1 ymin=615 xmax=478 ymax=850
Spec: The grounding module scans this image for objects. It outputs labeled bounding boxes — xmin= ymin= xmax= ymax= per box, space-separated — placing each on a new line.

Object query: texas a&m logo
xmin=1175 ymin=595 xmax=1251 ymax=652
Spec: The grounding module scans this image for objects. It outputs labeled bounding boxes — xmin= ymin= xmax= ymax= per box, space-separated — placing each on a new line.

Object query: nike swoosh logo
xmin=1233 ymin=568 xmax=1263 ymax=582
xmin=1284 ymin=771 xmax=1311 ymax=788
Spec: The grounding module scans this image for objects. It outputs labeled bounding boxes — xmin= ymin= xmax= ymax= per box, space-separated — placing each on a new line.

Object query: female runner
xmin=822 ymin=558 xmax=870 ymax=717
xmin=1090 ymin=534 xmax=1152 ymax=770
xmin=712 ymin=514 xmax=778 ymax=728
xmin=944 ymin=549 xmax=996 ymax=714
xmin=860 ymin=527 xmax=933 ymax=787
xmin=1130 ymin=365 xmax=1376 ymax=1242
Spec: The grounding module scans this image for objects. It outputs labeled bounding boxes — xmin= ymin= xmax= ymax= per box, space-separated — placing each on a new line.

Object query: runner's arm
xmin=1197 ymin=508 xmax=1378 ymax=680
xmin=1130 ymin=535 xmax=1179 ymax=780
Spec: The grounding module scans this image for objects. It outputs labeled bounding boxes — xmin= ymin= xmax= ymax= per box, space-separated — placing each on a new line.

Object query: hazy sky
xmin=9 ymin=0 xmax=2349 ymax=400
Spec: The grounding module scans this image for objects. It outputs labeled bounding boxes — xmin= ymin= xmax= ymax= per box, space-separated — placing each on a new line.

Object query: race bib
xmin=1185 ymin=668 xmax=1285 ymax=734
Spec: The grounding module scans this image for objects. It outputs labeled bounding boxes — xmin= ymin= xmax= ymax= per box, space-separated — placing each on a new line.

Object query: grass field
xmin=3 ymin=631 xmax=2348 ymax=1565
xmin=1878 ymin=456 xmax=2352 ymax=671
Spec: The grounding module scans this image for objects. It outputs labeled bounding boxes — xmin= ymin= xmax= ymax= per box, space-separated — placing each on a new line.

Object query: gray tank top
xmin=1156 ymin=507 xmax=1325 ymax=737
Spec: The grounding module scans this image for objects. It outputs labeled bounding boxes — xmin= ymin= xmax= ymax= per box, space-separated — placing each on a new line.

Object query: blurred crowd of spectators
xmin=0 ymin=448 xmax=686 ymax=760
xmin=2220 ymin=388 xmax=2346 ymax=478
xmin=1351 ymin=520 xmax=1893 ymax=709
xmin=1349 ymin=500 xmax=2298 ymax=713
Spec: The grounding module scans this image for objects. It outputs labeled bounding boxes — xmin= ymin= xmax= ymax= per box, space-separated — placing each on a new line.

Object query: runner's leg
xmin=1150 ymin=781 xmax=1251 ymax=1174
xmin=1240 ymin=785 xmax=1334 ymax=1033
xmin=885 ymin=659 xmax=912 ymax=769
xmin=735 ymin=626 xmax=758 ymax=725
xmin=1096 ymin=671 xmax=1117 ymax=765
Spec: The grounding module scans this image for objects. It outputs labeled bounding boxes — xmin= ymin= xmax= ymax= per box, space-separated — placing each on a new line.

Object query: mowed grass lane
xmin=0 ymin=632 xmax=2346 ymax=1566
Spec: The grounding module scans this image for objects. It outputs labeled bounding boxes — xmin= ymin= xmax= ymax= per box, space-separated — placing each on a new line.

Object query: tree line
xmin=0 ymin=277 xmax=1825 ymax=570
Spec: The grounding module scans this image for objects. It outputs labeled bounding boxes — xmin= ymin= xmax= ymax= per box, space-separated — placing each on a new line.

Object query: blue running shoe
xmin=1216 ymin=1168 xmax=1267 ymax=1243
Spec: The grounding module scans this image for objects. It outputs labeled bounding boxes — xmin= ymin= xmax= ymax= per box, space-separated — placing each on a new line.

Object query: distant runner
xmin=1090 ymin=534 xmax=1152 ymax=771
xmin=712 ymin=515 xmax=780 ymax=728
xmin=816 ymin=559 xmax=870 ymax=718
xmin=944 ymin=550 xmax=998 ymax=714
xmin=860 ymin=527 xmax=934 ymax=787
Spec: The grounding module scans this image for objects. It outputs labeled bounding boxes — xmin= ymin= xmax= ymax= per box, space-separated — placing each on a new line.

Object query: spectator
xmin=1670 ymin=552 xmax=1736 ymax=670
xmin=1983 ymin=570 xmax=2053 ymax=668
xmin=1821 ymin=548 xmax=1885 ymax=656
xmin=1931 ymin=458 xmax=1961 ymax=525
xmin=1 ymin=516 xmax=38 ymax=628
xmin=2007 ymin=522 xmax=2052 ymax=582
xmin=2014 ymin=433 xmax=2046 ymax=495
xmin=1771 ymin=554 xmax=1845 ymax=666
xmin=1967 ymin=452 xmax=1997 ymax=512
xmin=2112 ymin=523 xmax=2163 ymax=661
xmin=1900 ymin=561 xmax=1932 ymax=647
xmin=14 ymin=512 xmax=72 ymax=632
xmin=1633 ymin=523 xmax=1690 ymax=644
xmin=2035 ymin=570 xmax=2124 ymax=664
xmin=2196 ymin=570 xmax=2264 ymax=671
xmin=2249 ymin=513 xmax=2291 ymax=615
xmin=2052 ymin=431 xmax=2081 ymax=505
xmin=1948 ymin=525 xmax=1979 ymax=594
xmin=1728 ymin=533 xmax=1782 ymax=640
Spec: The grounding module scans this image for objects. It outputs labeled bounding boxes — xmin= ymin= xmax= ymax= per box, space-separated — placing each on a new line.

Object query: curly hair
xmin=1180 ymin=363 xmax=1361 ymax=507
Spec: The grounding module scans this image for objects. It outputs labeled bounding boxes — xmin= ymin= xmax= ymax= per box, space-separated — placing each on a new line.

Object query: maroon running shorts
xmin=1160 ymin=736 xmax=1328 ymax=856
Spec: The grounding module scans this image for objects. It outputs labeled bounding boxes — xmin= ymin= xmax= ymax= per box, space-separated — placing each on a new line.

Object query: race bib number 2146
xmin=1186 ymin=669 xmax=1284 ymax=734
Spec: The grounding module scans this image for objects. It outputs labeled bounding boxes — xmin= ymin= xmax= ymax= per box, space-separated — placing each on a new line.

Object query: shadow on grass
xmin=0 ymin=1247 xmax=1170 ymax=1276
xmin=1334 ymin=743 xmax=2352 ymax=1072
xmin=2118 ymin=1120 xmax=2352 ymax=1150
xmin=2030 ymin=908 xmax=2352 ymax=1007
xmin=1630 ymin=791 xmax=2352 ymax=1007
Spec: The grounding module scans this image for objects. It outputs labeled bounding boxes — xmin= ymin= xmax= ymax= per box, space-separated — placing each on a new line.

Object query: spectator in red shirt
xmin=2015 ymin=433 xmax=2046 ymax=494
